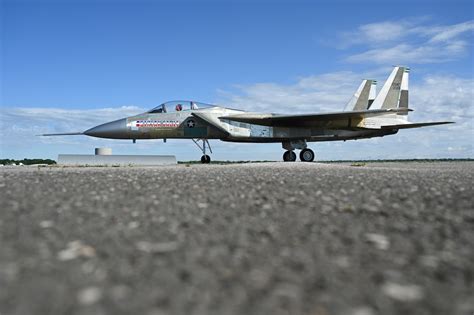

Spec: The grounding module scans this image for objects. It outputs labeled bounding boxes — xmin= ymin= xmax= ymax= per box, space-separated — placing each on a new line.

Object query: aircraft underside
xmin=222 ymin=128 xmax=397 ymax=143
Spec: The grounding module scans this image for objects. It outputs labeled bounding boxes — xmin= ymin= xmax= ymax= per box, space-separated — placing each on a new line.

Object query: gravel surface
xmin=1 ymin=162 xmax=473 ymax=315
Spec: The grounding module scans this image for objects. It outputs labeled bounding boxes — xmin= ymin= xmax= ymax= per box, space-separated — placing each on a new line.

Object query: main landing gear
xmin=300 ymin=148 xmax=315 ymax=162
xmin=282 ymin=149 xmax=315 ymax=162
xmin=282 ymin=140 xmax=315 ymax=162
xmin=192 ymin=139 xmax=212 ymax=164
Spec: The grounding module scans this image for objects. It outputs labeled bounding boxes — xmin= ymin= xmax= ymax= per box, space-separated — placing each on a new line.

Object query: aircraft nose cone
xmin=84 ymin=118 xmax=128 ymax=139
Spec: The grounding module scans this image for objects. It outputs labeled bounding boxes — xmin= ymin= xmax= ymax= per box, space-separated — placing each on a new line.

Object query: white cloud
xmin=412 ymin=75 xmax=473 ymax=116
xmin=339 ymin=20 xmax=418 ymax=47
xmin=340 ymin=19 xmax=474 ymax=64
xmin=360 ymin=22 xmax=406 ymax=42
xmin=346 ymin=42 xmax=468 ymax=64
xmin=427 ymin=21 xmax=474 ymax=43
xmin=2 ymin=106 xmax=144 ymax=134
xmin=0 ymin=106 xmax=146 ymax=158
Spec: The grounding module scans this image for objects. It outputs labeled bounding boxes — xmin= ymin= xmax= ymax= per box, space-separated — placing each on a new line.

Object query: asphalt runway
xmin=1 ymin=162 xmax=473 ymax=315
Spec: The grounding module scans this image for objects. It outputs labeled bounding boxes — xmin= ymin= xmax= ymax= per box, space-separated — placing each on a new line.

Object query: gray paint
xmin=84 ymin=118 xmax=127 ymax=139
xmin=398 ymin=90 xmax=409 ymax=116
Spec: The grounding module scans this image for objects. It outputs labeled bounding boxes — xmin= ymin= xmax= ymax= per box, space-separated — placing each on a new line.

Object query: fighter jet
xmin=43 ymin=66 xmax=453 ymax=163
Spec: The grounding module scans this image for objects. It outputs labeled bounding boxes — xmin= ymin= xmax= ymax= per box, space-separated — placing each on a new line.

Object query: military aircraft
xmin=43 ymin=66 xmax=453 ymax=163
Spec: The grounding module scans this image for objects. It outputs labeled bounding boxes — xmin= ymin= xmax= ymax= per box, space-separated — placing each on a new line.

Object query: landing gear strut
xmin=192 ymin=139 xmax=212 ymax=164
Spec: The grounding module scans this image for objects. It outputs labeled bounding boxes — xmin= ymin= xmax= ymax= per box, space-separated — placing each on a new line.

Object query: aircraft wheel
xmin=283 ymin=150 xmax=297 ymax=162
xmin=300 ymin=148 xmax=315 ymax=162
xmin=201 ymin=155 xmax=211 ymax=164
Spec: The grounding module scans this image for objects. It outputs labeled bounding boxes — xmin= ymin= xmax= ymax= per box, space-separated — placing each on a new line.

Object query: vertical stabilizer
xmin=344 ymin=79 xmax=377 ymax=111
xmin=370 ymin=66 xmax=406 ymax=110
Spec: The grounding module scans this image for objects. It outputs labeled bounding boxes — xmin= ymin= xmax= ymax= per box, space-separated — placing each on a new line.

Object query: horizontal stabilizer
xmin=381 ymin=122 xmax=454 ymax=129
xmin=39 ymin=132 xmax=84 ymax=136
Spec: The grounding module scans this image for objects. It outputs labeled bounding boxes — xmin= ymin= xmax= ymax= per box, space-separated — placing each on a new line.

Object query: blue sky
xmin=1 ymin=0 xmax=473 ymax=161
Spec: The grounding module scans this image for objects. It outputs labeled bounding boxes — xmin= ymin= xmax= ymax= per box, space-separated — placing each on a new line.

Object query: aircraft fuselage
xmin=84 ymin=107 xmax=397 ymax=143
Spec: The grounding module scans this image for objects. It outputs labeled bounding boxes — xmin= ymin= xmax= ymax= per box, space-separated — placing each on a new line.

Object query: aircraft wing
xmin=220 ymin=108 xmax=410 ymax=127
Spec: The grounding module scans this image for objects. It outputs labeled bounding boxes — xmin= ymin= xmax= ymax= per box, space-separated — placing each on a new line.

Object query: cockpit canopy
xmin=148 ymin=101 xmax=215 ymax=114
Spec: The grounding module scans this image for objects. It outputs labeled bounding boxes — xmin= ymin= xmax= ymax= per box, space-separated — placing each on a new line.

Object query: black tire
xmin=283 ymin=150 xmax=297 ymax=162
xmin=201 ymin=155 xmax=211 ymax=164
xmin=300 ymin=148 xmax=315 ymax=162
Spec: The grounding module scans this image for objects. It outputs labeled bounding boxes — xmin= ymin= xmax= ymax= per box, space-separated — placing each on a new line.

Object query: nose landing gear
xmin=200 ymin=154 xmax=211 ymax=164
xmin=192 ymin=139 xmax=212 ymax=164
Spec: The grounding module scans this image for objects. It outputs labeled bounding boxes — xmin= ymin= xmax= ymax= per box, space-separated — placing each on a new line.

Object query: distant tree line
xmin=0 ymin=158 xmax=57 ymax=165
